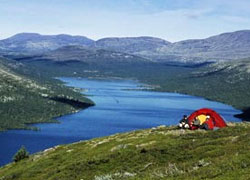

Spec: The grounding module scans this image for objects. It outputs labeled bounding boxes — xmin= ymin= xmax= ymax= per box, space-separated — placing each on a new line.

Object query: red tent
xmin=188 ymin=108 xmax=227 ymax=130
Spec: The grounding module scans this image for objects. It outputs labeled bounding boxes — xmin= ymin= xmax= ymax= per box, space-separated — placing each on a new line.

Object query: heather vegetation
xmin=0 ymin=123 xmax=250 ymax=179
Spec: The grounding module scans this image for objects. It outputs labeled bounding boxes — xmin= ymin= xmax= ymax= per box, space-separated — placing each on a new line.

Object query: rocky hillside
xmin=0 ymin=58 xmax=93 ymax=131
xmin=0 ymin=123 xmax=250 ymax=179
xmin=192 ymin=58 xmax=250 ymax=80
xmin=156 ymin=30 xmax=250 ymax=62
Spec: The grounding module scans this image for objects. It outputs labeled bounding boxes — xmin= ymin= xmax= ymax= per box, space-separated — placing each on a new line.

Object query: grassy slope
xmin=0 ymin=123 xmax=250 ymax=180
xmin=0 ymin=58 xmax=94 ymax=131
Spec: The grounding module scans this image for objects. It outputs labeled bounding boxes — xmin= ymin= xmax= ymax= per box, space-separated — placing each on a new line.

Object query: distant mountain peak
xmin=98 ymin=36 xmax=170 ymax=42
xmin=0 ymin=33 xmax=95 ymax=53
xmin=95 ymin=36 xmax=170 ymax=54
xmin=207 ymin=29 xmax=250 ymax=39
xmin=7 ymin=33 xmax=42 ymax=40
xmin=4 ymin=33 xmax=92 ymax=40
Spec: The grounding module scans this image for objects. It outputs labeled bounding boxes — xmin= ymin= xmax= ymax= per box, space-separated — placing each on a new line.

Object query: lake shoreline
xmin=63 ymin=76 xmax=248 ymax=121
xmin=0 ymin=78 xmax=241 ymax=166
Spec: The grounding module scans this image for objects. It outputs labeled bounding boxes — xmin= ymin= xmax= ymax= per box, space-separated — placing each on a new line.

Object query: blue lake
xmin=0 ymin=78 xmax=241 ymax=166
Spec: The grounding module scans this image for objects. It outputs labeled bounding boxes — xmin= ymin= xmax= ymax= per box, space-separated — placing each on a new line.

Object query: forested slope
xmin=0 ymin=58 xmax=93 ymax=131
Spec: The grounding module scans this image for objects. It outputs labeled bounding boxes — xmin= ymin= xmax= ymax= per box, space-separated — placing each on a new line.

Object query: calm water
xmin=0 ymin=78 xmax=241 ymax=166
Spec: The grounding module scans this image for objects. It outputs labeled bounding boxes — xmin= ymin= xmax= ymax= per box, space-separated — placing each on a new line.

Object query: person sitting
xmin=193 ymin=114 xmax=208 ymax=127
xmin=178 ymin=115 xmax=188 ymax=128
xmin=193 ymin=117 xmax=201 ymax=126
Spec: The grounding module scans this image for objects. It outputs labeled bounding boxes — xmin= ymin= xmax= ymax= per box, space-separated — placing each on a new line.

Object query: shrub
xmin=13 ymin=146 xmax=29 ymax=162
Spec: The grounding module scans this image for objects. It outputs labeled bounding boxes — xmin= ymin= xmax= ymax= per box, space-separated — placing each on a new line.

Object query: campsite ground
xmin=0 ymin=122 xmax=250 ymax=180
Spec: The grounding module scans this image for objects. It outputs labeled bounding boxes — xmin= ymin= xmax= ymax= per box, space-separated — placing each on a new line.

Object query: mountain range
xmin=1 ymin=30 xmax=250 ymax=63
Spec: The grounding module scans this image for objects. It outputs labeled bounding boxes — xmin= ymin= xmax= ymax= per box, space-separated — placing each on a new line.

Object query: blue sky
xmin=0 ymin=0 xmax=250 ymax=42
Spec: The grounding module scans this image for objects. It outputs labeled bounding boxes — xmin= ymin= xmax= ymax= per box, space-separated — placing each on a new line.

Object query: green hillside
xmin=170 ymin=59 xmax=250 ymax=110
xmin=0 ymin=123 xmax=250 ymax=180
xmin=154 ymin=59 xmax=250 ymax=120
xmin=0 ymin=58 xmax=94 ymax=131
